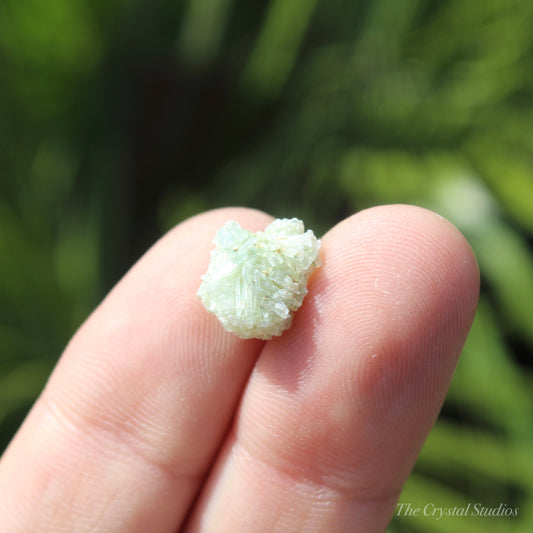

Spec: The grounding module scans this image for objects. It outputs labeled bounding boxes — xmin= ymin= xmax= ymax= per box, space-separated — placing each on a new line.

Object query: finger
xmin=0 ymin=208 xmax=273 ymax=533
xmin=185 ymin=205 xmax=480 ymax=532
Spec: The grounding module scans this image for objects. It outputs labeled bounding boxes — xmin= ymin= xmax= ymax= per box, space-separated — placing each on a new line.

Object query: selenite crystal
xmin=197 ymin=218 xmax=321 ymax=340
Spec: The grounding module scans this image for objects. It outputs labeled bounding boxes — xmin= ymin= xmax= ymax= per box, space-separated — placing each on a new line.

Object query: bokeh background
xmin=1 ymin=0 xmax=532 ymax=531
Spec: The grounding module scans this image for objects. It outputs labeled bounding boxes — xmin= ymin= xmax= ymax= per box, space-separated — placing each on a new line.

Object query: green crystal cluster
xmin=197 ymin=218 xmax=321 ymax=340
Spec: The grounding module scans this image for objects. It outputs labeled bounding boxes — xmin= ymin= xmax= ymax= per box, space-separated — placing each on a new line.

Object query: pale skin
xmin=0 ymin=205 xmax=479 ymax=532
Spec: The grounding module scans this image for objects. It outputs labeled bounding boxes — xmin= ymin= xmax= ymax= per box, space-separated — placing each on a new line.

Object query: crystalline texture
xmin=197 ymin=218 xmax=321 ymax=340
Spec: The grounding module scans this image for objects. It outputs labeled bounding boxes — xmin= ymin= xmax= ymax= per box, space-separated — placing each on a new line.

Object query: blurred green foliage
xmin=1 ymin=0 xmax=532 ymax=530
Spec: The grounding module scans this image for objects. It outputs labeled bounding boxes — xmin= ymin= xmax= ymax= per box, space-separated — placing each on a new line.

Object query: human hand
xmin=0 ymin=205 xmax=479 ymax=532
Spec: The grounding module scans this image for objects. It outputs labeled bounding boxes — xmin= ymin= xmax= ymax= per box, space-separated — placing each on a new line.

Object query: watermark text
xmin=395 ymin=502 xmax=519 ymax=520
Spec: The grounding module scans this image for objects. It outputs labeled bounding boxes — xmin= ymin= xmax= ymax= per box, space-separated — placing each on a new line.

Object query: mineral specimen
xmin=197 ymin=218 xmax=321 ymax=340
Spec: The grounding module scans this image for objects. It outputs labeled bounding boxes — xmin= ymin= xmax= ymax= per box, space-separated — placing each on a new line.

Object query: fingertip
xmin=315 ymin=204 xmax=479 ymax=349
xmin=243 ymin=203 xmax=481 ymax=490
xmin=0 ymin=206 xmax=280 ymax=532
